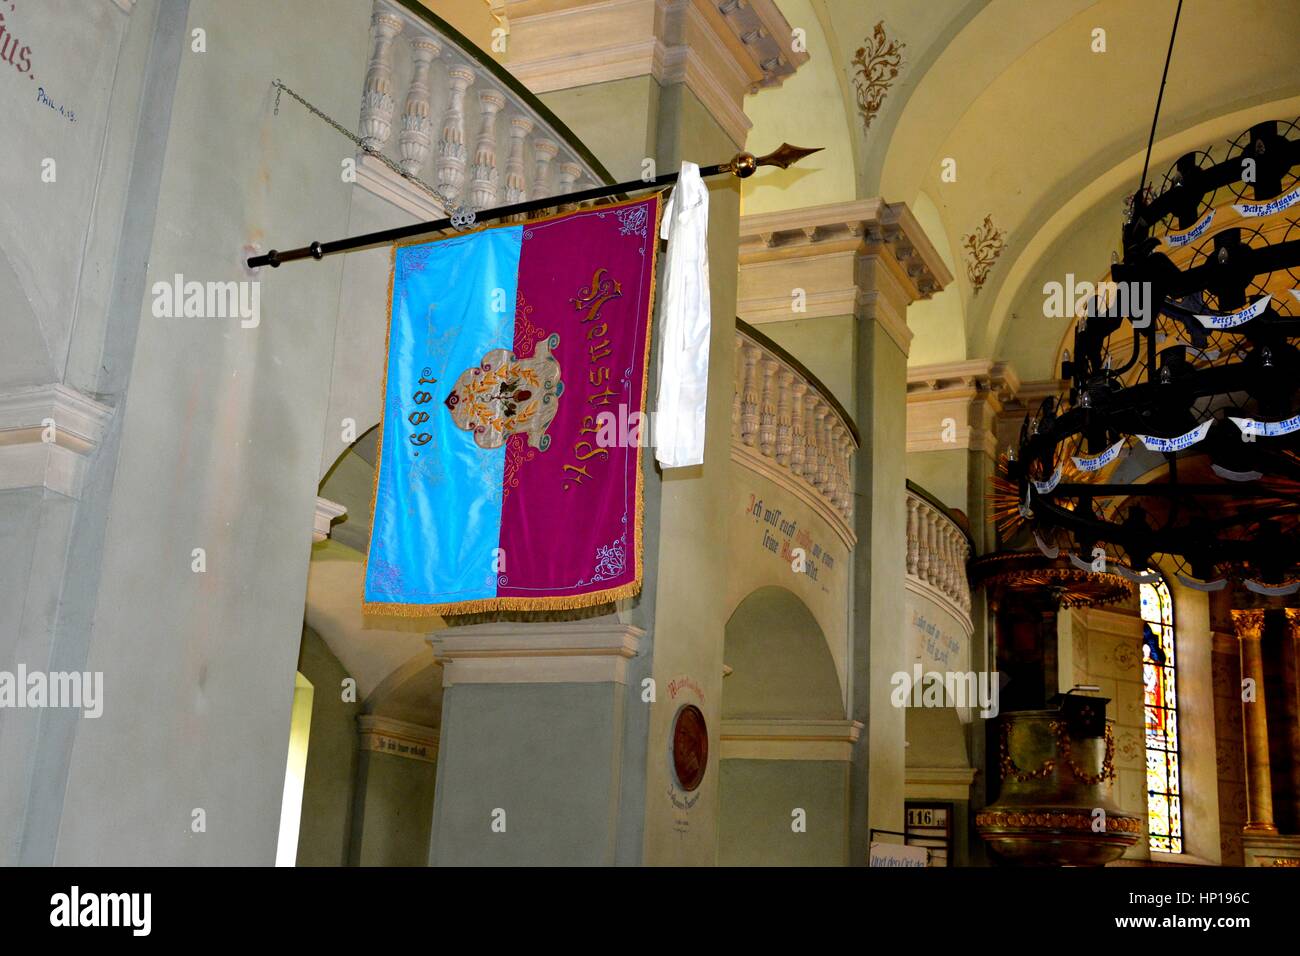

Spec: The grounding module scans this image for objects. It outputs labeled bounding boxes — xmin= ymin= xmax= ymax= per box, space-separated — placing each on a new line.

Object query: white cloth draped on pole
xmin=654 ymin=161 xmax=711 ymax=468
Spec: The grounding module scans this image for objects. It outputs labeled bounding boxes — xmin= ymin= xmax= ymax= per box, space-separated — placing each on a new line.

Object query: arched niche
xmin=719 ymin=586 xmax=854 ymax=865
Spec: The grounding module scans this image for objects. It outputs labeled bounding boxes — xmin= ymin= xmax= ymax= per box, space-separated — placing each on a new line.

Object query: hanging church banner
xmin=364 ymin=195 xmax=661 ymax=615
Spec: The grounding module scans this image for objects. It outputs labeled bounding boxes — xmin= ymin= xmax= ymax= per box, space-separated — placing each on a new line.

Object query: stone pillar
xmin=19 ymin=0 xmax=369 ymax=865
xmin=1233 ymin=609 xmax=1277 ymax=834
xmin=736 ymin=201 xmax=953 ymax=862
xmin=473 ymin=0 xmax=809 ymax=866
xmin=718 ymin=719 xmax=861 ymax=865
xmin=428 ymin=622 xmax=642 ymax=865
xmin=350 ymin=716 xmax=439 ymax=866
xmin=1279 ymin=609 xmax=1300 ymax=831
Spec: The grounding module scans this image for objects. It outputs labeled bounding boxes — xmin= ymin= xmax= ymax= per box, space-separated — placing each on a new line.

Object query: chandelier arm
xmin=1052 ymin=483 xmax=1289 ymax=498
xmin=1168 ymin=238 xmax=1300 ymax=297
xmin=1033 ymin=497 xmax=1300 ymax=564
xmin=1132 ymin=139 xmax=1300 ymax=230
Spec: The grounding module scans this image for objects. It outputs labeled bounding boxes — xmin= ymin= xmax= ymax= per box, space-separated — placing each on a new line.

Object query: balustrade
xmin=905 ymin=486 xmax=972 ymax=616
xmin=355 ymin=0 xmax=601 ymax=215
xmin=732 ymin=324 xmax=857 ymax=532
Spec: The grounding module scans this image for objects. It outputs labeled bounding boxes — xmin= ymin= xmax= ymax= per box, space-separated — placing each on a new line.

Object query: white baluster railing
xmin=733 ymin=324 xmax=857 ymax=546
xmin=354 ymin=0 xmax=603 ymax=218
xmin=905 ymin=485 xmax=972 ymax=621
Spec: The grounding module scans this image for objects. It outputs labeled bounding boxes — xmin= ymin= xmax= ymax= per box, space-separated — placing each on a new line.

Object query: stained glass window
xmin=1140 ymin=575 xmax=1182 ymax=853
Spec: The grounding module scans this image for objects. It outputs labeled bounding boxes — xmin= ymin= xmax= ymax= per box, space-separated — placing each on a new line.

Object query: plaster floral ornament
xmin=851 ymin=21 xmax=905 ymax=132
xmin=444 ymin=333 xmax=563 ymax=450
xmin=962 ymin=214 xmax=1007 ymax=295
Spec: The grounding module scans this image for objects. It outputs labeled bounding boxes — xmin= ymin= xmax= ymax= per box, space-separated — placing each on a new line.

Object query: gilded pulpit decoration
xmin=962 ymin=214 xmax=1006 ymax=294
xmin=850 ymin=21 xmax=904 ymax=132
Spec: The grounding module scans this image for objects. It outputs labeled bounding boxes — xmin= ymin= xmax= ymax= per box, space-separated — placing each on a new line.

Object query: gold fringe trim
xmin=363 ymin=579 xmax=642 ymax=618
xmin=631 ymin=191 xmax=665 ymax=609
xmin=363 ymin=192 xmax=666 ymax=618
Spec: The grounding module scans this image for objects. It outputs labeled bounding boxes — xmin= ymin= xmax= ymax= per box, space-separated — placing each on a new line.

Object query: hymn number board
xmin=904 ymin=804 xmax=952 ymax=867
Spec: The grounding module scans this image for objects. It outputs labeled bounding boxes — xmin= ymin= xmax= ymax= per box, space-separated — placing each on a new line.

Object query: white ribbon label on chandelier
xmin=1136 ymin=420 xmax=1212 ymax=453
xmin=1291 ymin=289 xmax=1300 ymax=304
xmin=1194 ymin=294 xmax=1270 ymax=329
xmin=1233 ymin=184 xmax=1300 ymax=218
xmin=1230 ymin=413 xmax=1300 ymax=438
xmin=1161 ymin=209 xmax=1214 ymax=248
xmin=1071 ymin=438 xmax=1125 ymax=472
xmin=1032 ymin=466 xmax=1063 ymax=495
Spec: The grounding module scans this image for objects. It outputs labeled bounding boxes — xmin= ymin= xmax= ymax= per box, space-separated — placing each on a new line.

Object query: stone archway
xmin=718 ymin=586 xmax=857 ymax=865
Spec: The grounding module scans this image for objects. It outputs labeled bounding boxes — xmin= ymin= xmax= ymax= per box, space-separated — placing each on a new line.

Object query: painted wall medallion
xmin=671 ymin=703 xmax=709 ymax=792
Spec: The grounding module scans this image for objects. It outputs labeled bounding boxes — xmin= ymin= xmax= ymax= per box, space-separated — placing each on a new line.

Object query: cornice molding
xmin=737 ymin=200 xmax=953 ymax=357
xmin=907 ymin=360 xmax=1021 ymax=401
xmin=357 ymin=715 xmax=439 ymax=763
xmin=314 ymin=497 xmax=348 ymax=542
xmin=0 ymin=384 xmax=113 ymax=499
xmin=503 ymin=0 xmax=808 ymax=147
xmin=720 ymin=718 xmax=861 ymax=761
xmin=355 ymin=153 xmax=448 ymax=221
xmin=998 ymin=378 xmax=1066 ymax=419
xmin=905 ymin=360 xmax=1020 ymax=455
xmin=904 ymin=765 xmax=977 ymax=801
xmin=430 ymin=620 xmax=644 ymax=685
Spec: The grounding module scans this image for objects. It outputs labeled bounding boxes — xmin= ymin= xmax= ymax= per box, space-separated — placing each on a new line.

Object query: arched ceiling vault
xmin=746 ymin=0 xmax=1300 ymax=377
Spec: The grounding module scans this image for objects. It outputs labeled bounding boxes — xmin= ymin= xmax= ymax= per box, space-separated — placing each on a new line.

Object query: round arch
xmin=723 ymin=585 xmax=845 ymax=720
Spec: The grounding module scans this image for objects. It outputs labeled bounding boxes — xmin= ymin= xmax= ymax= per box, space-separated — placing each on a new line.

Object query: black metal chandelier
xmin=1010 ymin=116 xmax=1300 ymax=593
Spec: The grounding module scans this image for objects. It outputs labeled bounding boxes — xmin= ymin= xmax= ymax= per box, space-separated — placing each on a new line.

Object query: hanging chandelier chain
xmin=1136 ymin=0 xmax=1184 ymax=206
xmin=270 ymin=79 xmax=469 ymax=216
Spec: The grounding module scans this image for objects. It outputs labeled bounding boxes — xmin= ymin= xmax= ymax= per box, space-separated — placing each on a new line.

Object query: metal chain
xmin=272 ymin=78 xmax=471 ymax=221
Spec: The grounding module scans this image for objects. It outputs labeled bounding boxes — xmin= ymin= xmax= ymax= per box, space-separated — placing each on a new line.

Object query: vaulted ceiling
xmin=742 ymin=0 xmax=1300 ymax=379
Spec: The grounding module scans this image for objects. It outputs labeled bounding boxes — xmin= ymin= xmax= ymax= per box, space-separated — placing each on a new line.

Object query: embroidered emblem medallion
xmin=444 ymin=333 xmax=563 ymax=450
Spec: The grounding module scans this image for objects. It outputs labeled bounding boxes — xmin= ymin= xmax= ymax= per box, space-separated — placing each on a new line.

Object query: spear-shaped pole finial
xmin=724 ymin=143 xmax=823 ymax=179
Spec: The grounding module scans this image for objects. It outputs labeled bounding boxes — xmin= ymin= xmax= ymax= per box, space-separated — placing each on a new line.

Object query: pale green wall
xmin=639 ymin=82 xmax=742 ymax=865
xmin=739 ymin=0 xmax=855 ymax=215
xmin=430 ymin=683 xmax=625 ymax=866
xmin=295 ymin=626 xmax=360 ymax=867
xmin=756 ymin=315 xmax=855 ymax=412
xmin=907 ymin=450 xmax=969 ymax=511
xmin=718 ymin=761 xmax=850 ymax=865
xmin=724 ymin=587 xmax=842 ymax=720
xmin=38 ymin=0 xmax=370 ymax=865
xmin=905 ymin=190 xmax=966 ymax=367
xmin=350 ymin=751 xmax=437 ymax=867
xmin=540 ymin=77 xmax=660 ymax=182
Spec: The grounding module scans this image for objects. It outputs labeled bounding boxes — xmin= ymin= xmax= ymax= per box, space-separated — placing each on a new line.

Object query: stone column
xmin=428 ymin=622 xmax=643 ymax=865
xmin=480 ymin=0 xmax=808 ymax=867
xmin=735 ymin=201 xmax=954 ymax=862
xmin=398 ymin=37 xmax=442 ymax=176
xmin=10 ymin=0 xmax=369 ymax=865
xmin=1233 ymin=609 xmax=1277 ymax=834
xmin=1280 ymin=609 xmax=1300 ymax=830
xmin=350 ymin=716 xmax=439 ymax=865
xmin=718 ymin=719 xmax=861 ymax=865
